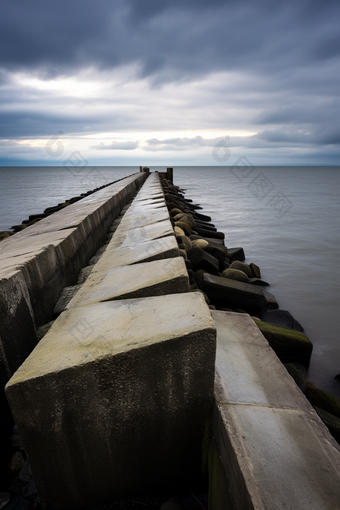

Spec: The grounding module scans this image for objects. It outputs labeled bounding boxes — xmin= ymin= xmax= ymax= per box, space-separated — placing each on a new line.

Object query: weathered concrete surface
xmin=135 ymin=193 xmax=164 ymax=202
xmin=6 ymin=293 xmax=216 ymax=510
xmin=0 ymin=229 xmax=90 ymax=325
xmin=0 ymin=173 xmax=148 ymax=489
xmin=133 ymin=197 xmax=165 ymax=205
xmin=0 ymin=269 xmax=38 ymax=488
xmin=107 ymin=219 xmax=174 ymax=250
xmin=118 ymin=209 xmax=170 ymax=230
xmin=127 ymin=198 xmax=167 ymax=209
xmin=66 ymin=257 xmax=189 ymax=307
xmin=93 ymin=235 xmax=180 ymax=272
xmin=0 ymin=173 xmax=148 ymax=326
xmin=211 ymin=311 xmax=340 ymax=510
xmin=5 ymin=174 xmax=147 ymax=238
xmin=0 ymin=269 xmax=37 ymax=375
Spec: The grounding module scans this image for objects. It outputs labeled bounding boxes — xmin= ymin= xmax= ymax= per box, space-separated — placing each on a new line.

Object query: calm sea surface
xmin=1 ymin=166 xmax=339 ymax=396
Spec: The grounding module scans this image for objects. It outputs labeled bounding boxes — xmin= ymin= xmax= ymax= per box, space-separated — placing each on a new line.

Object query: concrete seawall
xmin=0 ymin=172 xmax=148 ymax=490
xmin=2 ymin=170 xmax=340 ymax=509
xmin=3 ymin=171 xmax=216 ymax=509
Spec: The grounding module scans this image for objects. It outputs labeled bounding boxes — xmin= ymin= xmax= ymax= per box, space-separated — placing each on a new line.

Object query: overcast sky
xmin=1 ymin=0 xmax=339 ymax=166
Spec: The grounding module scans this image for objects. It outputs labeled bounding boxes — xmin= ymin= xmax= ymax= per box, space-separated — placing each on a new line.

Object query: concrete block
xmin=0 ymin=174 xmax=148 ymax=326
xmin=0 ymin=229 xmax=78 ymax=260
xmin=0 ymin=229 xmax=85 ymax=325
xmin=128 ymin=200 xmax=166 ymax=210
xmin=5 ymin=174 xmax=146 ymax=238
xmin=0 ymin=269 xmax=37 ymax=375
xmin=130 ymin=203 xmax=167 ymax=213
xmin=120 ymin=209 xmax=169 ymax=229
xmin=6 ymin=293 xmax=216 ymax=509
xmin=202 ymin=273 xmax=267 ymax=314
xmin=0 ymin=172 xmax=148 ymax=486
xmin=212 ymin=311 xmax=311 ymax=409
xmin=107 ymin=220 xmax=174 ymax=250
xmin=135 ymin=193 xmax=164 ymax=201
xmin=133 ymin=198 xmax=165 ymax=205
xmin=226 ymin=247 xmax=245 ymax=262
xmin=211 ymin=311 xmax=340 ymax=510
xmin=66 ymin=258 xmax=190 ymax=308
xmin=0 ymin=269 xmax=38 ymax=488
xmin=93 ymin=236 xmax=180 ymax=272
xmin=214 ymin=404 xmax=340 ymax=510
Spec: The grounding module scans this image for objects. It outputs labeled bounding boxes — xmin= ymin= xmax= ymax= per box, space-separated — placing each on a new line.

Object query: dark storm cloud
xmin=0 ymin=0 xmax=339 ymax=162
xmin=1 ymin=0 xmax=340 ymax=78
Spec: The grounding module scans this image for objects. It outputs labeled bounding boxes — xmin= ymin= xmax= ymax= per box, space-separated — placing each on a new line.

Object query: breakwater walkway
xmin=1 ymin=170 xmax=340 ymax=510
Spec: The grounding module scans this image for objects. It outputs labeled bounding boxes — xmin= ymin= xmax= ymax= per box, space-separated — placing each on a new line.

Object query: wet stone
xmin=250 ymin=262 xmax=261 ymax=278
xmin=260 ymin=309 xmax=304 ymax=332
xmin=77 ymin=265 xmax=95 ymax=284
xmin=9 ymin=452 xmax=25 ymax=473
xmin=263 ymin=290 xmax=279 ymax=310
xmin=221 ymin=268 xmax=249 ymax=283
xmin=18 ymin=461 xmax=31 ymax=483
xmin=53 ymin=285 xmax=83 ymax=315
xmin=0 ymin=493 xmax=10 ymax=510
xmin=201 ymin=273 xmax=268 ymax=315
xmin=226 ymin=247 xmax=245 ymax=262
xmin=229 ymin=261 xmax=252 ymax=276
xmin=186 ymin=246 xmax=220 ymax=274
xmin=37 ymin=321 xmax=55 ymax=341
xmin=11 ymin=434 xmax=23 ymax=449
xmin=249 ymin=278 xmax=270 ymax=286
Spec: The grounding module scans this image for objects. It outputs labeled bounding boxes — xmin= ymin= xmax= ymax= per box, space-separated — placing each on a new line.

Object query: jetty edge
xmin=0 ymin=168 xmax=339 ymax=509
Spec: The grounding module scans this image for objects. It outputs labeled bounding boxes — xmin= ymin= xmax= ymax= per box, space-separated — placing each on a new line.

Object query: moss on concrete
xmin=314 ymin=407 xmax=340 ymax=444
xmin=305 ymin=382 xmax=340 ymax=419
xmin=208 ymin=440 xmax=234 ymax=510
xmin=253 ymin=318 xmax=313 ymax=366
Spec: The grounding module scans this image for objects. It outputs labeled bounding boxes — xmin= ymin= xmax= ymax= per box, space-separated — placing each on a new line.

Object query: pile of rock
xmin=0 ymin=426 xmax=39 ymax=509
xmin=161 ymin=178 xmax=276 ymax=313
xmin=160 ymin=176 xmax=340 ymax=447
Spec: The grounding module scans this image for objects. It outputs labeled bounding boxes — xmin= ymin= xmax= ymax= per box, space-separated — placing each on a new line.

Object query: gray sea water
xmin=1 ymin=165 xmax=339 ymax=396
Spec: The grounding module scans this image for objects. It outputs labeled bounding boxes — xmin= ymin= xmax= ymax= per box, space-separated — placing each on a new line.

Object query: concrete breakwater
xmin=0 ymin=174 xmax=137 ymax=241
xmin=0 ymin=172 xmax=149 ymax=498
xmin=1 ymin=169 xmax=340 ymax=510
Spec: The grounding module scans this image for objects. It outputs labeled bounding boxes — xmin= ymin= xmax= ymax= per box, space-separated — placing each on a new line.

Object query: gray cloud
xmin=144 ymin=136 xmax=224 ymax=149
xmin=1 ymin=0 xmax=339 ymax=79
xmin=0 ymin=0 xmax=339 ymax=163
xmin=91 ymin=141 xmax=139 ymax=150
